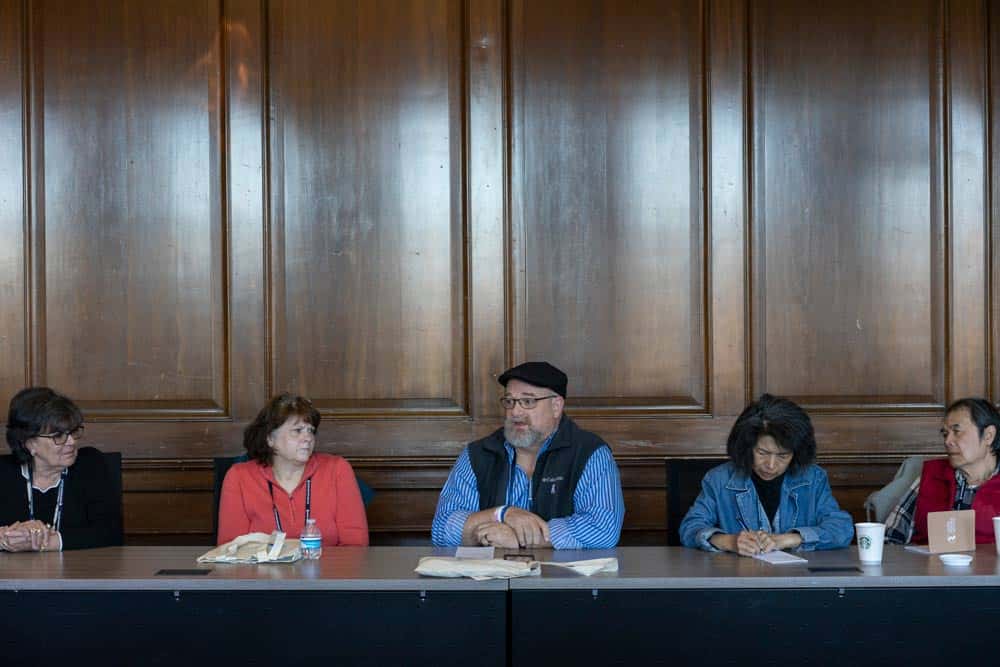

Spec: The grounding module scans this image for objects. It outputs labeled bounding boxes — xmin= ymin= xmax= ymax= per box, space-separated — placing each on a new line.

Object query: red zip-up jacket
xmin=218 ymin=453 xmax=369 ymax=546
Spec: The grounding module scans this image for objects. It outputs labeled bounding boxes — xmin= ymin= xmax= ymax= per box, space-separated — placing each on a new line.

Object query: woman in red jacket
xmin=217 ymin=394 xmax=368 ymax=546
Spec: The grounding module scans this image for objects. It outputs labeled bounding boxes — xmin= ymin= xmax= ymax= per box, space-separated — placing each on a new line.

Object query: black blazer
xmin=0 ymin=446 xmax=123 ymax=549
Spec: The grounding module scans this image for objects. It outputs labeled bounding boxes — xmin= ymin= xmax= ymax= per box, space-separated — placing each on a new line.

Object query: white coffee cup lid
xmin=938 ymin=553 xmax=973 ymax=566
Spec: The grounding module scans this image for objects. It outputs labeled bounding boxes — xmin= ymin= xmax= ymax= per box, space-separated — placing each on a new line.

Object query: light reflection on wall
xmin=39 ymin=4 xmax=223 ymax=400
xmin=758 ymin=33 xmax=935 ymax=397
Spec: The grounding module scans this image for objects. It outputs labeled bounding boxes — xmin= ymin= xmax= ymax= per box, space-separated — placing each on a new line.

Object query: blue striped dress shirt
xmin=431 ymin=431 xmax=625 ymax=549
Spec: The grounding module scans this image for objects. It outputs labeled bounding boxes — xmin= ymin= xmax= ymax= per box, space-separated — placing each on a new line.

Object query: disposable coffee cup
xmin=993 ymin=516 xmax=1000 ymax=555
xmin=855 ymin=522 xmax=886 ymax=563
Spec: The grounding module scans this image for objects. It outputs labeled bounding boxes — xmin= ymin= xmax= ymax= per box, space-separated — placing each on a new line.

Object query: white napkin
xmin=414 ymin=556 xmax=619 ymax=579
xmin=414 ymin=556 xmax=540 ymax=580
xmin=539 ymin=557 xmax=619 ymax=576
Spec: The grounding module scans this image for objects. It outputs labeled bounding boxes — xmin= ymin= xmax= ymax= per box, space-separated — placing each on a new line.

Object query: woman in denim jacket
xmin=680 ymin=394 xmax=854 ymax=555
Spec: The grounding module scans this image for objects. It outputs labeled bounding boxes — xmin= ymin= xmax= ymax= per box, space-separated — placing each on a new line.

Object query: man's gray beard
xmin=504 ymin=419 xmax=546 ymax=449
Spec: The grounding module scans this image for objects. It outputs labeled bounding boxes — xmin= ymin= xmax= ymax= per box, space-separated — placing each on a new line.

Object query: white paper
xmin=753 ymin=550 xmax=807 ymax=565
xmin=904 ymin=545 xmax=931 ymax=555
xmin=455 ymin=546 xmax=495 ymax=560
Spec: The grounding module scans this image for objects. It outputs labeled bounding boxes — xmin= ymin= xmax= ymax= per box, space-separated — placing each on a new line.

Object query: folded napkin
xmin=539 ymin=557 xmax=618 ymax=576
xmin=415 ymin=556 xmax=619 ymax=580
xmin=197 ymin=531 xmax=302 ymax=564
xmin=415 ymin=556 xmax=540 ymax=580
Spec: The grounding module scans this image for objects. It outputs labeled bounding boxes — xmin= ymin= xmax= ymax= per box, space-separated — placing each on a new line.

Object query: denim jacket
xmin=679 ymin=462 xmax=854 ymax=551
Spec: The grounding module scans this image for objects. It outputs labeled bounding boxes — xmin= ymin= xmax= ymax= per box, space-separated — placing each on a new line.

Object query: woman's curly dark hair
xmin=726 ymin=394 xmax=816 ymax=474
xmin=243 ymin=393 xmax=320 ymax=465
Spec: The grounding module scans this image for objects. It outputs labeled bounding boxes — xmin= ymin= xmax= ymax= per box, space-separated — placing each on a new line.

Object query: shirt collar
xmin=727 ymin=465 xmax=811 ymax=491
xmin=953 ymin=457 xmax=1000 ymax=488
xmin=20 ymin=463 xmax=64 ymax=492
xmin=257 ymin=453 xmax=321 ymax=487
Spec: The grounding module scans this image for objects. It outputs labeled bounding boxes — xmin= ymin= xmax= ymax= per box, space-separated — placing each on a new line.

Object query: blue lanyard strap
xmin=267 ymin=477 xmax=312 ymax=532
xmin=25 ymin=467 xmax=68 ymax=532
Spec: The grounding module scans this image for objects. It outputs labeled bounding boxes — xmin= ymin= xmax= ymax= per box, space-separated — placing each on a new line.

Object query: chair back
xmin=665 ymin=457 xmax=727 ymax=546
xmin=863 ymin=455 xmax=929 ymax=523
xmin=101 ymin=451 xmax=124 ymax=546
xmin=212 ymin=454 xmax=248 ymax=542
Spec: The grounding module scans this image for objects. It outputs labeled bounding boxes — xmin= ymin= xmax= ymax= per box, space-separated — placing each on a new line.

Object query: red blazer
xmin=218 ymin=453 xmax=369 ymax=546
xmin=912 ymin=458 xmax=1000 ymax=544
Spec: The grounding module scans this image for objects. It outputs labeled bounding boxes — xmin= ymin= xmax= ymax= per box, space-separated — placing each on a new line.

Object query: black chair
xmin=212 ymin=454 xmax=375 ymax=542
xmin=101 ymin=451 xmax=125 ymax=546
xmin=212 ymin=454 xmax=244 ymax=540
xmin=665 ymin=457 xmax=726 ymax=546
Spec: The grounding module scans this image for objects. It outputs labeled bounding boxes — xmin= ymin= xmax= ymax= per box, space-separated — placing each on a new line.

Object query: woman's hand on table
xmin=710 ymin=530 xmax=775 ymax=556
xmin=710 ymin=530 xmax=803 ymax=556
xmin=0 ymin=520 xmax=60 ymax=552
xmin=770 ymin=532 xmax=803 ymax=551
xmin=735 ymin=530 xmax=772 ymax=556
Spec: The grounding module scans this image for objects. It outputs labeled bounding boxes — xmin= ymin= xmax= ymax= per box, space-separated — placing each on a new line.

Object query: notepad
xmin=753 ymin=550 xmax=808 ymax=565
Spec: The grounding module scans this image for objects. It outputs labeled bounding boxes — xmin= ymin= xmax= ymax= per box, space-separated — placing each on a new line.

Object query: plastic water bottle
xmin=300 ymin=518 xmax=322 ymax=559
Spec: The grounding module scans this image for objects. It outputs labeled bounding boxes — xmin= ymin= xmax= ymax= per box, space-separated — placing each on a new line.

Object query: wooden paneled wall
xmin=1 ymin=0 xmax=998 ymax=544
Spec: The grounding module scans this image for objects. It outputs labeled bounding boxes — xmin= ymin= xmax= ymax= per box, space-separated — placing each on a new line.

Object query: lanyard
xmin=25 ymin=467 xmax=68 ymax=531
xmin=267 ymin=477 xmax=311 ymax=533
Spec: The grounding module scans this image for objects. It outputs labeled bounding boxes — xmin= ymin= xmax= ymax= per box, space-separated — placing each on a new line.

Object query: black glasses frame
xmin=36 ymin=425 xmax=85 ymax=446
xmin=499 ymin=395 xmax=558 ymax=410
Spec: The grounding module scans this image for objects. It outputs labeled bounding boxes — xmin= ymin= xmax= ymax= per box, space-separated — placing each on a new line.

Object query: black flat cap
xmin=497 ymin=361 xmax=568 ymax=398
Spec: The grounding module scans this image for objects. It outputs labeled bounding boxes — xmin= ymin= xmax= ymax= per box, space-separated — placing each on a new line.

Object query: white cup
xmin=993 ymin=516 xmax=1000 ymax=555
xmin=855 ymin=522 xmax=886 ymax=563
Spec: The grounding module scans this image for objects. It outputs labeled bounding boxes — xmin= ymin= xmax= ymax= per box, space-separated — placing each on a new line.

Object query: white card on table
xmin=455 ymin=546 xmax=495 ymax=560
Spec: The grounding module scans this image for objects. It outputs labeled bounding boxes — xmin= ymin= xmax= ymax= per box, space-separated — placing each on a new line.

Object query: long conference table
xmin=2 ymin=544 xmax=999 ymax=665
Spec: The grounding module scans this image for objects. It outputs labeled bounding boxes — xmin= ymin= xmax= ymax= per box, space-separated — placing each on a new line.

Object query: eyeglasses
xmin=36 ymin=425 xmax=85 ymax=446
xmin=499 ymin=395 xmax=558 ymax=410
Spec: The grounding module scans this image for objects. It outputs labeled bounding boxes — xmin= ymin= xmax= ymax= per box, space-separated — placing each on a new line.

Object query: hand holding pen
xmin=734 ymin=529 xmax=777 ymax=556
xmin=754 ymin=530 xmax=777 ymax=553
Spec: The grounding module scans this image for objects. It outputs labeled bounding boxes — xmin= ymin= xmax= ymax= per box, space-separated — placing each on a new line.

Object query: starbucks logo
xmin=859 ymin=535 xmax=872 ymax=549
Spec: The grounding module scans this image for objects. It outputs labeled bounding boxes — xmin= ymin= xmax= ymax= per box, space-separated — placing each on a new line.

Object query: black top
xmin=751 ymin=471 xmax=785 ymax=525
xmin=0 ymin=447 xmax=122 ymax=549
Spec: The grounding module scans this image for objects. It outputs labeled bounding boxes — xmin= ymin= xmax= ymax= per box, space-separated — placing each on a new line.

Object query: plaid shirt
xmin=884 ymin=460 xmax=1000 ymax=544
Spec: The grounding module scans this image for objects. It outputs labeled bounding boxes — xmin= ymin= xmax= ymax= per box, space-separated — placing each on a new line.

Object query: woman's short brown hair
xmin=243 ymin=394 xmax=321 ymax=465
xmin=6 ymin=386 xmax=84 ymax=464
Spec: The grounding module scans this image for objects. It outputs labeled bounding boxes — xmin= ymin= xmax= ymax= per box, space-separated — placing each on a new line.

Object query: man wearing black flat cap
xmin=431 ymin=361 xmax=624 ymax=549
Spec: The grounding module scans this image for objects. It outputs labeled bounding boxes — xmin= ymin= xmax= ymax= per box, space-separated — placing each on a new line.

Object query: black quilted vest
xmin=466 ymin=415 xmax=605 ymax=520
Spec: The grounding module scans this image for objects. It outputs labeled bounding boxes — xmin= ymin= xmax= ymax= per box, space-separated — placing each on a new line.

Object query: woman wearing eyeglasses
xmin=0 ymin=387 xmax=122 ymax=551
xmin=679 ymin=394 xmax=853 ymax=555
xmin=216 ymin=393 xmax=368 ymax=546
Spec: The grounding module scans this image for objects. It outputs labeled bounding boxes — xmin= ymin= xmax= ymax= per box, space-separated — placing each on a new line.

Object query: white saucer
xmin=938 ymin=553 xmax=973 ymax=566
